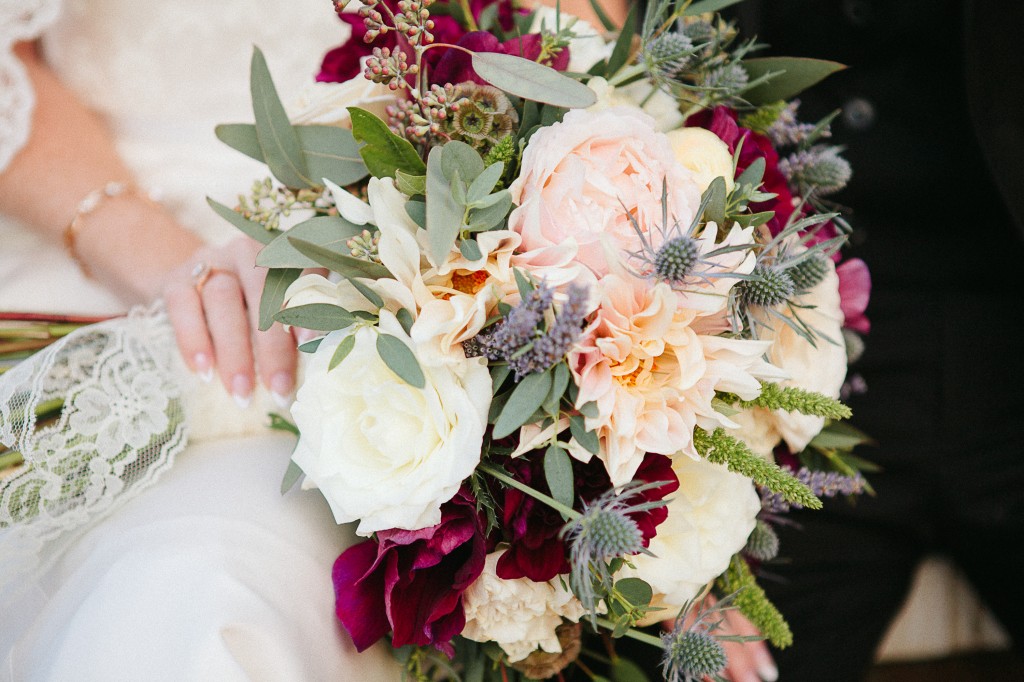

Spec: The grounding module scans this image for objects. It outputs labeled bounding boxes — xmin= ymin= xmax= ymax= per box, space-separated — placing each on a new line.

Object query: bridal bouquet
xmin=211 ymin=0 xmax=873 ymax=678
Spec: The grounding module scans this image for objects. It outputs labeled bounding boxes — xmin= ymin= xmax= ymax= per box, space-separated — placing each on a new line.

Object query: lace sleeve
xmin=0 ymin=0 xmax=63 ymax=172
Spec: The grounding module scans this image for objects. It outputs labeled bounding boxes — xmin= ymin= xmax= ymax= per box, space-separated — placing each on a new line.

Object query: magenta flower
xmin=495 ymin=452 xmax=678 ymax=583
xmin=430 ymin=31 xmax=569 ymax=87
xmin=836 ymin=258 xmax=871 ymax=333
xmin=332 ymin=490 xmax=486 ymax=655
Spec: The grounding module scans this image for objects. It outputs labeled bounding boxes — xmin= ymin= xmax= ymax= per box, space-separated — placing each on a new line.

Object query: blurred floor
xmin=866 ymin=650 xmax=1024 ymax=682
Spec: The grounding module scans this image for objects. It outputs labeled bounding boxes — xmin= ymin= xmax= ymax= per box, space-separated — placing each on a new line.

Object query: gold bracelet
xmin=63 ymin=180 xmax=136 ymax=278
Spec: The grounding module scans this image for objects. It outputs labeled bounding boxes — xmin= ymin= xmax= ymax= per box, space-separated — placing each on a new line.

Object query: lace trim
xmin=0 ymin=0 xmax=63 ymax=172
xmin=0 ymin=305 xmax=189 ymax=601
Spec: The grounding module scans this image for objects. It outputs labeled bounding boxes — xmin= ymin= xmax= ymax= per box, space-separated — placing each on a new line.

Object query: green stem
xmin=457 ymin=0 xmax=479 ymax=31
xmin=478 ymin=462 xmax=581 ymax=520
xmin=0 ymin=449 xmax=25 ymax=471
xmin=607 ymin=63 xmax=646 ymax=87
xmin=593 ymin=618 xmax=665 ymax=648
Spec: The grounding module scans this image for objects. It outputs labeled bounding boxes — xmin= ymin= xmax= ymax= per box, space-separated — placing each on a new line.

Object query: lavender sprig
xmin=760 ymin=466 xmax=866 ymax=514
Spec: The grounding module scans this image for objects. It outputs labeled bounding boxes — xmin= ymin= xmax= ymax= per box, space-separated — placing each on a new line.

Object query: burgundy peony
xmin=688 ymin=106 xmax=797 ymax=236
xmin=430 ymin=31 xmax=570 ymax=87
xmin=317 ymin=0 xmax=526 ymax=84
xmin=332 ymin=490 xmax=486 ymax=655
xmin=495 ymin=452 xmax=679 ymax=583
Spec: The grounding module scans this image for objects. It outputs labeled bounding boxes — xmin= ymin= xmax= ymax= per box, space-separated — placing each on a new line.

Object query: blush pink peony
xmin=508 ymin=107 xmax=702 ymax=277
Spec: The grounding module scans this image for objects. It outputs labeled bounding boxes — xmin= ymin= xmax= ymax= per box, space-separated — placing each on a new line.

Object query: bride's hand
xmin=163 ymin=236 xmax=297 ymax=408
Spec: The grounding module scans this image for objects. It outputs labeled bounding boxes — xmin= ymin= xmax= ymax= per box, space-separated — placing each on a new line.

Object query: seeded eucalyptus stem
xmin=478 ymin=461 xmax=581 ymax=520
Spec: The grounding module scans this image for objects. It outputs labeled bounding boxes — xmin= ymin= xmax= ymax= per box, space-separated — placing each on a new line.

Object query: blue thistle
xmin=654 ymin=235 xmax=701 ymax=283
xmin=744 ymin=519 xmax=780 ymax=562
xmin=662 ymin=629 xmax=727 ymax=682
xmin=561 ymin=481 xmax=666 ymax=616
xmin=785 ymin=250 xmax=830 ymax=292
xmin=779 ymin=146 xmax=852 ymax=195
xmin=702 ymin=62 xmax=749 ymax=94
xmin=642 ymin=32 xmax=695 ymax=81
xmin=739 ymin=264 xmax=795 ymax=307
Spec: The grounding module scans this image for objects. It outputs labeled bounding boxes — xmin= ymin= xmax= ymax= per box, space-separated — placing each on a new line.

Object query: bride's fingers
xmin=199 ymin=270 xmax=256 ymax=407
xmin=234 ymin=256 xmax=297 ymax=407
xmin=164 ymin=278 xmax=215 ymax=381
xmin=720 ymin=610 xmax=776 ymax=682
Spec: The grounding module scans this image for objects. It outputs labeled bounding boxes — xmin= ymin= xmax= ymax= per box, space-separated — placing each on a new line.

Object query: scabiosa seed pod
xmin=779 ymin=146 xmax=852 ymax=195
xmin=744 ymin=519 xmax=780 ymax=562
xmin=654 ymin=235 xmax=700 ymax=282
xmin=662 ymin=628 xmax=728 ymax=682
xmin=739 ymin=264 xmax=795 ymax=307
xmin=786 ymin=251 xmax=830 ymax=292
xmin=642 ymin=32 xmax=695 ymax=80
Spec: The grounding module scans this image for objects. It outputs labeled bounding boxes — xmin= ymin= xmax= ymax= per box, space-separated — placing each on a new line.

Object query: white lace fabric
xmin=0 ymin=0 xmax=63 ymax=171
xmin=0 ymin=307 xmax=189 ymax=600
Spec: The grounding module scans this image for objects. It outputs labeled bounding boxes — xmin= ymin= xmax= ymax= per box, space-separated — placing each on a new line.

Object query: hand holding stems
xmin=1 ymin=42 xmax=297 ymax=406
xmin=669 ymin=595 xmax=777 ymax=682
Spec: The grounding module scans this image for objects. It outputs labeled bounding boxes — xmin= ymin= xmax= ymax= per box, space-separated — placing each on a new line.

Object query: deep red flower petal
xmin=332 ymin=540 xmax=391 ymax=652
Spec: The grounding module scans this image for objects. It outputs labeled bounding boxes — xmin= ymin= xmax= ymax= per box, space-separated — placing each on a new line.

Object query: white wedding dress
xmin=0 ymin=1 xmax=400 ymax=679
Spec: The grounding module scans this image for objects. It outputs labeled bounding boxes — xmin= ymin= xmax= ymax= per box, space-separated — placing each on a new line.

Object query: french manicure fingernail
xmin=270 ymin=371 xmax=294 ymax=409
xmin=231 ymin=374 xmax=253 ymax=410
xmin=194 ymin=353 xmax=214 ymax=383
xmin=758 ymin=662 xmax=778 ymax=682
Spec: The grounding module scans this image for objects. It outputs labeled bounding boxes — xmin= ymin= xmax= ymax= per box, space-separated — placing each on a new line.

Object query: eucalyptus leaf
xmin=742 ymin=57 xmax=847 ymax=105
xmin=215 ymin=123 xmax=264 ymax=162
xmin=328 ymin=334 xmax=356 ymax=370
xmin=207 ymin=197 xmax=277 ymax=245
xmin=251 ymin=47 xmax=311 ymax=188
xmin=258 ymin=267 xmax=301 ymax=331
xmin=471 ymin=52 xmax=597 ymax=109
xmin=615 ymin=577 xmax=654 ymax=608
xmin=298 ymin=337 xmax=323 ymax=353
xmin=467 ymin=187 xmax=510 ymax=211
xmin=280 ymin=460 xmax=304 ymax=495
xmin=514 ymin=268 xmax=535 ymax=299
xmin=735 ymin=156 xmax=766 ymax=191
xmin=703 ymin=176 xmax=728 ymax=226
xmin=287 ymin=237 xmax=393 ymax=279
xmin=274 ymin=303 xmax=356 ymax=331
xmin=441 ymin=140 xmax=486 ymax=183
xmin=405 ymin=200 xmax=427 ymax=228
xmin=460 ymin=238 xmax=483 ymax=261
xmin=467 ymin=192 xmax=512 ymax=231
xmin=544 ymin=362 xmax=570 ymax=415
xmin=376 ymin=333 xmax=426 ymax=388
xmin=578 ymin=401 xmax=599 ymax=418
xmin=256 ymin=216 xmax=362 ymax=268
xmin=396 ymin=307 xmax=415 ymax=335
xmin=467 ymin=162 xmax=504 ymax=204
xmin=490 ymin=363 xmax=512 ymax=393
xmin=426 ymin=146 xmax=463 ymax=264
xmin=346 ymin=277 xmax=384 ymax=309
xmin=450 ymin=168 xmax=468 ymax=206
xmin=569 ymin=414 xmax=600 ymax=456
xmin=348 ymin=106 xmax=426 ymax=178
xmin=544 ymin=444 xmax=574 ymax=510
xmin=493 ymin=370 xmax=553 ymax=439
xmin=298 ymin=125 xmax=369 ymax=186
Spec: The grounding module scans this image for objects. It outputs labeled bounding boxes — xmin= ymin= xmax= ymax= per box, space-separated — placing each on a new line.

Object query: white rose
xmin=623 ymin=455 xmax=759 ymax=625
xmin=587 ymin=76 xmax=685 ymax=132
xmin=287 ymin=70 xmax=396 ymax=127
xmin=462 ymin=551 xmax=586 ymax=662
xmin=290 ymin=311 xmax=491 ymax=535
xmin=666 ymin=127 xmax=736 ymax=193
xmin=529 ymin=8 xmax=614 ymax=73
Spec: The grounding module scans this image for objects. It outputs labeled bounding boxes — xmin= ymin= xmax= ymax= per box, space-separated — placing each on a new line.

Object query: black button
xmin=842 ymin=0 xmax=873 ymax=26
xmin=843 ymin=97 xmax=876 ymax=132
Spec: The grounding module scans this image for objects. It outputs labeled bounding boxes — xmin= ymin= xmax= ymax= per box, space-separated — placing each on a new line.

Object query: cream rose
xmin=462 ymin=550 xmax=586 ymax=662
xmin=666 ymin=127 xmax=736 ymax=194
xmin=509 ymin=107 xmax=702 ymax=276
xmin=290 ymin=311 xmax=491 ymax=536
xmin=623 ymin=455 xmax=760 ymax=625
xmin=731 ymin=255 xmax=848 ymax=455
xmin=587 ymin=76 xmax=685 ymax=132
xmin=287 ymin=70 xmax=396 ymax=127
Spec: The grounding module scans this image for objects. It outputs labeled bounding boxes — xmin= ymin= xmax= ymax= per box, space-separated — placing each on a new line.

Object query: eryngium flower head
xmin=662 ymin=628 xmax=728 ymax=682
xmin=654 ymin=235 xmax=701 ymax=283
xmin=779 ymin=146 xmax=852 ymax=195
xmin=785 ymin=250 xmax=829 ymax=292
xmin=702 ymin=62 xmax=749 ymax=94
xmin=642 ymin=32 xmax=695 ymax=81
xmin=744 ymin=519 xmax=780 ymax=562
xmin=739 ymin=263 xmax=795 ymax=307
